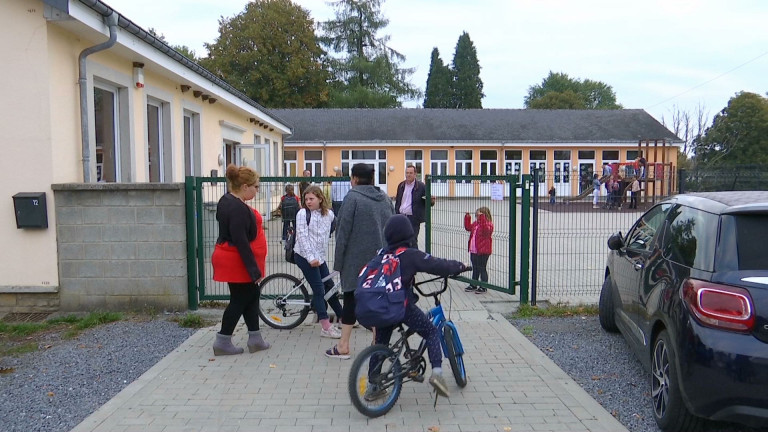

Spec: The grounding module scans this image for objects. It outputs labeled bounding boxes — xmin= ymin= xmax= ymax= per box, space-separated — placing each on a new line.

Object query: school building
xmin=272 ymin=108 xmax=682 ymax=199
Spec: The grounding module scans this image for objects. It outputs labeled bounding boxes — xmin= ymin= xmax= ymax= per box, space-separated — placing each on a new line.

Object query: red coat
xmin=464 ymin=213 xmax=493 ymax=255
xmin=212 ymin=209 xmax=267 ymax=283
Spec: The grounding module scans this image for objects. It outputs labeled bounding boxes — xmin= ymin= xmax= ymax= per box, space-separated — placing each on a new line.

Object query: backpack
xmin=281 ymin=195 xmax=299 ymax=220
xmin=284 ymin=210 xmax=311 ymax=264
xmin=355 ymin=247 xmax=408 ymax=328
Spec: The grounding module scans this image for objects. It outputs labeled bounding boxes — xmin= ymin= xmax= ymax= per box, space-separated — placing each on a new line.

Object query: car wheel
xmin=651 ymin=330 xmax=702 ymax=432
xmin=598 ymin=275 xmax=618 ymax=332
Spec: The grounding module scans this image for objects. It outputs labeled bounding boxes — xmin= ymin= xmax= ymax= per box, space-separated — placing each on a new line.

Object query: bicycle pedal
xmin=408 ymin=372 xmax=424 ymax=382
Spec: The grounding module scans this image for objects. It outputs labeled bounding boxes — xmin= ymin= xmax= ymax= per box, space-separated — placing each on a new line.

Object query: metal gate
xmin=425 ymin=174 xmax=532 ymax=302
xmin=186 ymin=174 xmax=534 ymax=309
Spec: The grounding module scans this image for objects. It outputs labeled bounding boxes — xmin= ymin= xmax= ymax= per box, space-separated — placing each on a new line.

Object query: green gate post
xmin=184 ymin=176 xmax=198 ymax=310
xmin=195 ymin=177 xmax=207 ymax=304
xmin=508 ymin=175 xmax=517 ymax=295
xmin=519 ymin=175 xmax=531 ymax=304
xmin=425 ymin=175 xmax=431 ymax=255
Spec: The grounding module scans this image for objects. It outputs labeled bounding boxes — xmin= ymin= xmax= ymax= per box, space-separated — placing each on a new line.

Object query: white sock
xmin=432 ymin=367 xmax=442 ymax=376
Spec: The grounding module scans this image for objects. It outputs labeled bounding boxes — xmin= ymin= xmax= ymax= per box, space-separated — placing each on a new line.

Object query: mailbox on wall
xmin=12 ymin=192 xmax=48 ymax=229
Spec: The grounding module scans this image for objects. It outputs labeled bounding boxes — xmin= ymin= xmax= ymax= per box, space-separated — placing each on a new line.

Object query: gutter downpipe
xmin=78 ymin=11 xmax=118 ymax=183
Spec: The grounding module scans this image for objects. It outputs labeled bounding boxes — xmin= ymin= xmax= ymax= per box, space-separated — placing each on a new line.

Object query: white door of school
xmin=554 ymin=161 xmax=571 ymax=197
xmin=430 ymin=160 xmax=448 ymax=197
xmin=578 ymin=161 xmax=595 ymax=195
xmin=504 ymin=160 xmax=522 ymax=198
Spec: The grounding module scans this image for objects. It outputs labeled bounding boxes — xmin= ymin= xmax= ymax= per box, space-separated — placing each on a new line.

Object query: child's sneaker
xmin=364 ymin=384 xmax=387 ymax=401
xmin=320 ymin=326 xmax=342 ymax=339
xmin=428 ymin=374 xmax=450 ymax=398
xmin=464 ymin=285 xmax=477 ymax=292
xmin=475 ymin=286 xmax=487 ymax=294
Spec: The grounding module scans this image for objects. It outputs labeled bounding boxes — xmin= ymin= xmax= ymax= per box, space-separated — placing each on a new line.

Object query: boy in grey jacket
xmin=326 ymin=163 xmax=394 ymax=359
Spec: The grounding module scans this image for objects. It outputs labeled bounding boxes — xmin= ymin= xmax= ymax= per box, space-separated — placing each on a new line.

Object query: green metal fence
xmin=186 ymin=174 xmax=533 ymax=309
xmin=425 ymin=174 xmax=531 ymax=302
xmin=185 ymin=175 xmax=350 ymax=310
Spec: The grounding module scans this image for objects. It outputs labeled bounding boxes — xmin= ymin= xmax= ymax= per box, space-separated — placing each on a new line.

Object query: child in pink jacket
xmin=464 ymin=207 xmax=493 ymax=294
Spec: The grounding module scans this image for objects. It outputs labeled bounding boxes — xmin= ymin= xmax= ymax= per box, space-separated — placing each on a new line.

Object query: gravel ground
xmin=508 ymin=315 xmax=762 ymax=432
xmin=1 ymin=315 xmax=762 ymax=432
xmin=0 ymin=319 xmax=196 ymax=432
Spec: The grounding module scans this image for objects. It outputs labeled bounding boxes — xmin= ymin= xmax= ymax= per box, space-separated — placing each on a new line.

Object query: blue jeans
xmin=294 ymin=254 xmax=342 ymax=321
xmin=375 ymin=302 xmax=442 ymax=368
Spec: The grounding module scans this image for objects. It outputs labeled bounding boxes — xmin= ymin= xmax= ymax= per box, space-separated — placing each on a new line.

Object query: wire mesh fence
xmin=187 ymin=176 xmax=351 ymax=304
xmin=426 ymin=176 xmax=523 ymax=295
xmin=679 ymin=165 xmax=768 ymax=192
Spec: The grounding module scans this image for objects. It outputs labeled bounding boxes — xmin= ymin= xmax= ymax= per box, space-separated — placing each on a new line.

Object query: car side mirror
xmin=607 ymin=232 xmax=624 ymax=251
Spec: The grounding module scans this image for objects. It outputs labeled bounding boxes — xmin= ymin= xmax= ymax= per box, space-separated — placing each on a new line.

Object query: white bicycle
xmin=258 ymin=271 xmax=342 ymax=329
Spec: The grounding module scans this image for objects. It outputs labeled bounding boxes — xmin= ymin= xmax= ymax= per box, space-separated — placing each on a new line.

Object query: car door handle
xmin=634 ymin=262 xmax=644 ymax=271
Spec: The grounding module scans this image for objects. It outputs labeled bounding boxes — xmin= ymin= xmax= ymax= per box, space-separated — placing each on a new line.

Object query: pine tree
xmin=319 ymin=0 xmax=420 ymax=108
xmin=423 ymin=48 xmax=453 ymax=108
xmin=451 ymin=32 xmax=484 ymax=109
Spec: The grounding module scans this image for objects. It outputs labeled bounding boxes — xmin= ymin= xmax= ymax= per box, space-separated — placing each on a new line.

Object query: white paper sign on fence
xmin=491 ymin=183 xmax=504 ymax=201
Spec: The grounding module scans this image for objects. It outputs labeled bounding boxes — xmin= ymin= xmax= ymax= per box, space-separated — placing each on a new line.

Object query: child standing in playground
xmin=548 ymin=185 xmax=556 ymax=204
xmin=463 ymin=207 xmax=493 ymax=294
xmin=592 ymin=174 xmax=601 ymax=209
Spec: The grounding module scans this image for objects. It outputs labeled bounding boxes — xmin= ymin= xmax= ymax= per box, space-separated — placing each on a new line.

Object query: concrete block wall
xmin=52 ymin=183 xmax=188 ymax=312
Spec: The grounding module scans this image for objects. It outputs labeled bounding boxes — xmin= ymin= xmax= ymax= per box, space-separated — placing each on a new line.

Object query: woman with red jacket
xmin=210 ymin=164 xmax=271 ymax=356
xmin=464 ymin=207 xmax=494 ymax=294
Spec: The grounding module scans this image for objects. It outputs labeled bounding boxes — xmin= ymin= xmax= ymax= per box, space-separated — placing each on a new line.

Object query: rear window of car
xmin=733 ymin=214 xmax=768 ymax=271
xmin=664 ymin=205 xmax=718 ymax=271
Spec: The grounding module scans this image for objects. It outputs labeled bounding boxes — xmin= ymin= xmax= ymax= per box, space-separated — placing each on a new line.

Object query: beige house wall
xmin=1 ymin=0 xmax=59 ymax=291
xmin=1 ymin=0 xmax=290 ymax=304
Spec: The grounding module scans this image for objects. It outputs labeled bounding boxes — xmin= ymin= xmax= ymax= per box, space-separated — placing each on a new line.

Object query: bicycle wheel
xmin=348 ymin=344 xmax=402 ymax=418
xmin=258 ymin=273 xmax=309 ymax=329
xmin=443 ymin=323 xmax=467 ymax=387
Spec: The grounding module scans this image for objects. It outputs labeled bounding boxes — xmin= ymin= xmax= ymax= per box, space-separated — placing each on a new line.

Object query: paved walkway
xmin=71 ymin=283 xmax=627 ymax=432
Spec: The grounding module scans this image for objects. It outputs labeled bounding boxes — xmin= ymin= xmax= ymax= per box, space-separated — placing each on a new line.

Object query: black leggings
xmin=470 ymin=253 xmax=490 ymax=285
xmin=220 ymin=282 xmax=260 ymax=335
xmin=341 ymin=291 xmax=356 ymax=325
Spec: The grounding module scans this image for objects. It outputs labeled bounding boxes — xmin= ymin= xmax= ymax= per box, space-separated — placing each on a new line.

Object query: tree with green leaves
xmin=451 ymin=32 xmax=484 ymax=108
xmin=423 ymin=48 xmax=452 ymax=108
xmin=319 ymin=0 xmax=419 ymax=108
xmin=199 ymin=0 xmax=329 ymax=108
xmin=525 ymin=71 xmax=622 ymax=109
xmin=694 ymin=92 xmax=768 ymax=167
xmin=147 ymin=28 xmax=198 ymax=61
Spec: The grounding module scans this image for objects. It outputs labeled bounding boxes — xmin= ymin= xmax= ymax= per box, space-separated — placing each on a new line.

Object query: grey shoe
xmin=247 ymin=330 xmax=271 ymax=353
xmin=213 ymin=333 xmax=244 ymax=356
xmin=364 ymin=384 xmax=388 ymax=402
xmin=429 ymin=374 xmax=450 ymax=398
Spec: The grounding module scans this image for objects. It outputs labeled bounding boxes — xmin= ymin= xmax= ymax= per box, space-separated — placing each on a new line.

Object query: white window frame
xmin=183 ymin=110 xmax=201 ymax=177
xmin=93 ymin=82 xmax=122 ymax=182
xmin=146 ymin=98 xmax=165 ymax=182
xmin=304 ymin=150 xmax=323 ymax=176
xmin=405 ymin=149 xmax=423 ymax=181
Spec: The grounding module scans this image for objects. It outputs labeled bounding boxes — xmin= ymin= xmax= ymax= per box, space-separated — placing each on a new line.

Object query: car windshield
xmin=734 ymin=214 xmax=768 ymax=271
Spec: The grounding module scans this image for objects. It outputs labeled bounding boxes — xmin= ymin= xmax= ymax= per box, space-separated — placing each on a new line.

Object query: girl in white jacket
xmin=294 ymin=185 xmax=342 ymax=339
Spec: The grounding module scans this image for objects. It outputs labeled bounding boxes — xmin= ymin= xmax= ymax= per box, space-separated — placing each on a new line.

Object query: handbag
xmin=285 ymin=210 xmax=311 ymax=263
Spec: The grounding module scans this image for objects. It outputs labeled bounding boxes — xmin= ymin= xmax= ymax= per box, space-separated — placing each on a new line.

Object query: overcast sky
xmin=103 ymin=0 xmax=768 ymax=126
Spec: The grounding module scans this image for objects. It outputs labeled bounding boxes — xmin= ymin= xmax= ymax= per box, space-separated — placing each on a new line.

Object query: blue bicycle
xmin=347 ymin=268 xmax=470 ymax=418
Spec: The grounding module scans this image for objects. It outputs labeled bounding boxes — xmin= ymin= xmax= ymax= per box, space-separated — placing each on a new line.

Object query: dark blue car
xmin=599 ymin=191 xmax=768 ymax=431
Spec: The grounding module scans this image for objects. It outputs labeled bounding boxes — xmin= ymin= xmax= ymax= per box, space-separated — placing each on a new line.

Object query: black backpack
xmin=284 ymin=210 xmax=311 ymax=264
xmin=281 ymin=195 xmax=299 ymax=220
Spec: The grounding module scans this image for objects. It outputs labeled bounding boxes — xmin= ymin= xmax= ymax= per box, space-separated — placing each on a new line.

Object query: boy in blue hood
xmin=368 ymin=214 xmax=467 ymax=399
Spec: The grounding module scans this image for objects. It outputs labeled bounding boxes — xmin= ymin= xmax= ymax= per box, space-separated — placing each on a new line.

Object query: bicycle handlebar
xmin=412 ymin=266 xmax=472 ymax=299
